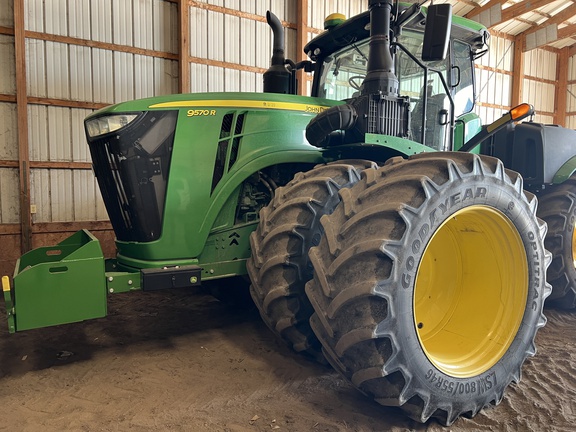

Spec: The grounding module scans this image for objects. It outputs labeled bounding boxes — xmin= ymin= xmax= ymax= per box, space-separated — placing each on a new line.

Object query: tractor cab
xmin=302 ymin=3 xmax=488 ymax=151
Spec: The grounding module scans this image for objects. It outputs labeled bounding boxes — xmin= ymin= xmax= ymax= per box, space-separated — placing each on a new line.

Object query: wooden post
xmin=14 ymin=0 xmax=31 ymax=253
xmin=555 ymin=47 xmax=569 ymax=127
xmin=511 ymin=34 xmax=525 ymax=107
xmin=178 ymin=0 xmax=191 ymax=94
xmin=296 ymin=0 xmax=308 ymax=96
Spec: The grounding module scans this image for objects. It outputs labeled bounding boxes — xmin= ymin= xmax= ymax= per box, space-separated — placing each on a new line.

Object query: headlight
xmin=85 ymin=113 xmax=140 ymax=138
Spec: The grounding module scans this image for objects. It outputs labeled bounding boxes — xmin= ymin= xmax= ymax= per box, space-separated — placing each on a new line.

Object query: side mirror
xmin=422 ymin=4 xmax=452 ymax=62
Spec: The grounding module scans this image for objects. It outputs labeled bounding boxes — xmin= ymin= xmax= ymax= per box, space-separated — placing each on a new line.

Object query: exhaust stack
xmin=263 ymin=11 xmax=291 ymax=94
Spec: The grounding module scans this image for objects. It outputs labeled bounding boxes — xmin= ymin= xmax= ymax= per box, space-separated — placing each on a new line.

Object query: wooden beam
xmin=188 ymin=1 xmax=297 ymax=30
xmin=0 ymin=161 xmax=93 ymax=170
xmin=0 ymin=224 xmax=20 ymax=235
xmin=555 ymin=47 xmax=569 ymax=127
xmin=466 ymin=0 xmax=552 ymax=29
xmin=27 ymin=96 xmax=108 ymax=110
xmin=501 ymin=0 xmax=552 ymax=24
xmin=511 ymin=34 xmax=525 ymax=107
xmin=296 ymin=0 xmax=308 ymax=96
xmin=0 ymin=94 xmax=16 ymax=103
xmin=558 ymin=23 xmax=576 ymax=41
xmin=26 ymin=31 xmax=178 ymax=61
xmin=31 ymin=221 xmax=112 ymax=234
xmin=178 ymin=0 xmax=190 ymax=94
xmin=188 ymin=56 xmax=266 ymax=74
xmin=0 ymin=25 xmax=14 ymax=35
xmin=14 ymin=0 xmax=31 ymax=254
xmin=0 ymin=221 xmax=113 ymax=236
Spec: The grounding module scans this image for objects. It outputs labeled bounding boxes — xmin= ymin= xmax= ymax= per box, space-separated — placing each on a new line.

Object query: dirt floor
xmin=1 ymin=284 xmax=575 ymax=432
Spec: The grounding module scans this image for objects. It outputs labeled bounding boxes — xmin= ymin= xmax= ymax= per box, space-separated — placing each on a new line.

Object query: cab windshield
xmin=316 ymin=30 xmax=475 ymax=149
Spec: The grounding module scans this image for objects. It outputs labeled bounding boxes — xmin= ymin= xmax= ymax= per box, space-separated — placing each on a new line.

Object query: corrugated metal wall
xmin=475 ymin=35 xmax=514 ymax=124
xmin=0 ymin=0 xmax=20 ymax=275
xmin=0 ymin=0 xmax=18 ymax=225
xmin=24 ymin=0 xmax=179 ymax=224
xmin=474 ymin=36 xmax=559 ymax=126
xmin=189 ymin=1 xmax=297 ymax=93
xmin=523 ymin=48 xmax=556 ymax=124
xmin=567 ymin=55 xmax=576 ymax=129
xmin=0 ymin=0 xmax=571 ymax=271
xmin=0 ymin=0 xmax=182 ymax=275
xmin=308 ymin=0 xmax=367 ymax=29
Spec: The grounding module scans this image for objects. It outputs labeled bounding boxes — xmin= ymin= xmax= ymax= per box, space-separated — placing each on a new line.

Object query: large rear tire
xmin=537 ymin=175 xmax=576 ymax=308
xmin=247 ymin=160 xmax=377 ymax=361
xmin=306 ymin=152 xmax=551 ymax=425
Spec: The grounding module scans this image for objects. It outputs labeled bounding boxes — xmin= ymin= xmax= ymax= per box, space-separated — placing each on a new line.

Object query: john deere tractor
xmin=5 ymin=0 xmax=576 ymax=425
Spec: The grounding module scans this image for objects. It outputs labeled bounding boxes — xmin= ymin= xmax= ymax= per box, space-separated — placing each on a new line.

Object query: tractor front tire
xmin=306 ymin=152 xmax=551 ymax=425
xmin=247 ymin=160 xmax=377 ymax=361
xmin=537 ymin=175 xmax=576 ymax=308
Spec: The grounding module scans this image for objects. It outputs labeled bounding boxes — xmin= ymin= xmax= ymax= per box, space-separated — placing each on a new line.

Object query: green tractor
xmin=4 ymin=0 xmax=576 ymax=425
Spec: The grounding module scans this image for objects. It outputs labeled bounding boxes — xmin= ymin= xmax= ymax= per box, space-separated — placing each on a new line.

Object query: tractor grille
xmin=87 ymin=110 xmax=178 ymax=242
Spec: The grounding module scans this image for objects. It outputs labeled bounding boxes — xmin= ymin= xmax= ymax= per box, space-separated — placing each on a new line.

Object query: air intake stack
xmin=362 ymin=0 xmax=398 ymax=96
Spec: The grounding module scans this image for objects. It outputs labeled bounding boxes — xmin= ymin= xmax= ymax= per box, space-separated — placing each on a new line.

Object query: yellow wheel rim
xmin=414 ymin=205 xmax=528 ymax=378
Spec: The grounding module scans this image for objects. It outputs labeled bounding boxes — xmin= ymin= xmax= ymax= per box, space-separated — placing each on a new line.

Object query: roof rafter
xmin=558 ymin=22 xmax=576 ymax=40
xmin=466 ymin=0 xmax=555 ymax=29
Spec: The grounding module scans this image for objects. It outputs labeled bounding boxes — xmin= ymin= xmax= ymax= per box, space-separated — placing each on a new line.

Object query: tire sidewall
xmin=381 ymin=172 xmax=547 ymax=404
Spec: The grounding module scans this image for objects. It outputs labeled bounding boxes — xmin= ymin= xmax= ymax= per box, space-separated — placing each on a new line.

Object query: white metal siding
xmin=18 ymin=0 xmax=180 ymax=224
xmin=68 ymin=0 xmax=91 ymax=40
xmin=188 ymin=1 xmax=299 ymax=92
xmin=255 ymin=19 xmax=272 ymax=70
xmin=69 ymin=45 xmax=93 ymax=102
xmin=309 ymin=0 xmax=367 ymax=31
xmin=525 ymin=49 xmax=557 ymax=80
xmin=569 ymin=84 xmax=576 ymax=114
xmin=0 ymin=103 xmax=18 ymax=160
xmin=113 ymin=0 xmax=134 ymax=46
xmin=566 ymin=55 xmax=576 ymax=129
xmin=134 ymin=0 xmax=154 ymax=49
xmin=25 ymin=0 xmax=44 ymax=32
xmin=154 ymin=58 xmax=179 ymax=96
xmin=523 ymin=49 xmax=557 ymax=116
xmin=92 ymin=48 xmax=114 ymax=103
xmin=0 ymin=35 xmax=16 ymax=95
xmin=46 ymin=41 xmax=71 ymax=99
xmin=474 ymin=35 xmax=514 ymax=125
xmin=0 ymin=0 xmax=14 ymax=27
xmin=30 ymin=169 xmax=105 ymax=223
xmin=44 ymin=0 xmax=68 ymax=36
xmin=154 ymin=0 xmax=178 ymax=54
xmin=0 ymin=168 xmax=20 ymax=224
xmin=29 ymin=106 xmax=93 ymax=164
xmin=91 ymin=0 xmax=113 ymax=43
